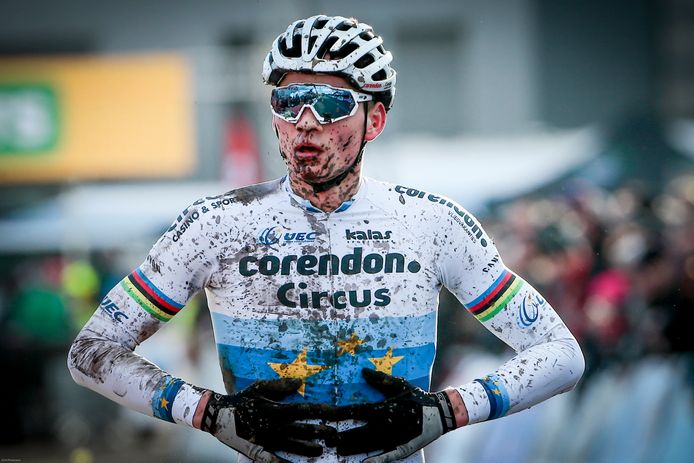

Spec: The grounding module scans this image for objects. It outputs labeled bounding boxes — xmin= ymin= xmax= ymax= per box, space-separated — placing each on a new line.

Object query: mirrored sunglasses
xmin=270 ymin=84 xmax=373 ymax=124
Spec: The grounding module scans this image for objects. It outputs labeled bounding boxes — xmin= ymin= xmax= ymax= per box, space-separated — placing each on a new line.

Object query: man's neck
xmin=288 ymin=167 xmax=362 ymax=212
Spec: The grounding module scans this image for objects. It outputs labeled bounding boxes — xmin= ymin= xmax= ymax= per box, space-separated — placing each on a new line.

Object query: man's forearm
xmin=68 ymin=325 xmax=206 ymax=428
xmin=452 ymin=329 xmax=584 ymax=425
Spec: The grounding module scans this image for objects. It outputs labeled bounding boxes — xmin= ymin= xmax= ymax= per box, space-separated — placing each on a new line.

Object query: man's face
xmin=273 ymin=72 xmax=370 ymax=185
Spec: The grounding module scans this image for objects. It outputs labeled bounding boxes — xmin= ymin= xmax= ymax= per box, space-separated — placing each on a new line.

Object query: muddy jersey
xmin=68 ymin=176 xmax=584 ymax=463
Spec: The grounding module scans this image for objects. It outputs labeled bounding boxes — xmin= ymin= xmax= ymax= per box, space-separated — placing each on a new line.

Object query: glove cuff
xmin=433 ymin=390 xmax=456 ymax=433
xmin=200 ymin=391 xmax=226 ymax=434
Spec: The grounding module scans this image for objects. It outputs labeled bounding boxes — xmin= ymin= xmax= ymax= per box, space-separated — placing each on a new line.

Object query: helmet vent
xmin=354 ymin=53 xmax=375 ymax=69
xmin=331 ymin=42 xmax=359 ymax=60
xmin=316 ymin=36 xmax=339 ymax=60
xmin=335 ymin=21 xmax=352 ymax=31
xmin=359 ymin=31 xmax=375 ymax=41
xmin=372 ymin=69 xmax=387 ymax=81
xmin=279 ymin=36 xmax=302 ymax=58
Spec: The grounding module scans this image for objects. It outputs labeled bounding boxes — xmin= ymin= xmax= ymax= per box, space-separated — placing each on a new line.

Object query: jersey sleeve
xmin=435 ymin=200 xmax=585 ymax=425
xmin=67 ymin=198 xmax=219 ymax=427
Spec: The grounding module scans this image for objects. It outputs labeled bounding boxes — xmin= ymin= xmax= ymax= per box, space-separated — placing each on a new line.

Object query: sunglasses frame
xmin=270 ymin=83 xmax=373 ymax=124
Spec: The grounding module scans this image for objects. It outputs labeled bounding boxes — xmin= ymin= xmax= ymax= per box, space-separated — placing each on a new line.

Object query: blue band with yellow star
xmin=151 ymin=376 xmax=185 ymax=423
xmin=212 ymin=310 xmax=437 ymax=405
xmin=474 ymin=373 xmax=511 ymax=420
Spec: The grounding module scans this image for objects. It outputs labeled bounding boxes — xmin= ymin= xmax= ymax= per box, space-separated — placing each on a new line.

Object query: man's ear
xmin=365 ymin=101 xmax=387 ymax=142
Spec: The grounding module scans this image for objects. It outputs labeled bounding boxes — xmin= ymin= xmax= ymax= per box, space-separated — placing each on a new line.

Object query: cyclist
xmin=68 ymin=14 xmax=584 ymax=463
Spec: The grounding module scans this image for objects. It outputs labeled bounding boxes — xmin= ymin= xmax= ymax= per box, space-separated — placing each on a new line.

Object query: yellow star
xmin=159 ymin=397 xmax=169 ymax=410
xmin=368 ymin=347 xmax=404 ymax=375
xmin=268 ymin=347 xmax=330 ymax=396
xmin=337 ymin=332 xmax=365 ymax=357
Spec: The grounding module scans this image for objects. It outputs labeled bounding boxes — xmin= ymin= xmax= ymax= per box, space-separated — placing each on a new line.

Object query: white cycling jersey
xmin=68 ymin=175 xmax=584 ymax=463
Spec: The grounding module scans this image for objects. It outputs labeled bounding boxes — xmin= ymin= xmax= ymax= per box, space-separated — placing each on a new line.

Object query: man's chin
xmin=293 ymin=169 xmax=330 ymax=185
xmin=290 ymin=163 xmax=354 ymax=186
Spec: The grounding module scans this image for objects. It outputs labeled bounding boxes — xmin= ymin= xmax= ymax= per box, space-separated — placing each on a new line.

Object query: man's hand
xmin=335 ymin=369 xmax=458 ymax=463
xmin=200 ymin=378 xmax=336 ymax=463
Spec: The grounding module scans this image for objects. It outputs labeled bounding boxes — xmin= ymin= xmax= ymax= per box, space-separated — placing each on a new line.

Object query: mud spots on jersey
xmin=69 ymin=335 xmax=165 ymax=389
xmin=393 ymin=185 xmax=489 ymax=248
xmin=231 ymin=181 xmax=277 ymax=206
xmin=147 ymin=255 xmax=162 ymax=274
xmin=69 ymin=336 xmax=115 ymax=382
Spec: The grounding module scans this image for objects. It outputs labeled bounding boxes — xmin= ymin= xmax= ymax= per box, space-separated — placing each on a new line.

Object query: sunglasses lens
xmin=312 ymin=89 xmax=355 ymax=123
xmin=270 ymin=86 xmax=307 ymax=119
xmin=271 ymin=85 xmax=357 ymax=123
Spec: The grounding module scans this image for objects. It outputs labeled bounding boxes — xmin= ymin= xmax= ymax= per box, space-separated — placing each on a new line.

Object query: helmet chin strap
xmin=310 ymin=107 xmax=368 ymax=194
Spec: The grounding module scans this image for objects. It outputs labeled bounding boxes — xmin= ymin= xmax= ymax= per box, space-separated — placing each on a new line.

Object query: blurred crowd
xmin=497 ymin=173 xmax=693 ymax=375
xmin=0 ymin=172 xmax=692 ymax=461
xmin=430 ymin=172 xmax=694 ymax=462
xmin=0 ymin=249 xmax=209 ymax=461
xmin=435 ymin=172 xmax=694 ymax=385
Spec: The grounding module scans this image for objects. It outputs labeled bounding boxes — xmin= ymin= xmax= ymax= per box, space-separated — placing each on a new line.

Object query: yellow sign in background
xmin=0 ymin=53 xmax=195 ymax=183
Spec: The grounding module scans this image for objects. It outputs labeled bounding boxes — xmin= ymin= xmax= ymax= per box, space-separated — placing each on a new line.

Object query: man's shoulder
xmin=182 ymin=178 xmax=284 ymax=216
xmin=201 ymin=178 xmax=284 ymax=207
xmin=364 ymin=177 xmax=462 ymax=214
xmin=164 ymin=179 xmax=284 ymax=242
xmin=363 ymin=178 xmax=489 ymax=242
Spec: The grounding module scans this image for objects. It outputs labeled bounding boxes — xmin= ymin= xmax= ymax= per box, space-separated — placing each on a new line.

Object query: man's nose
xmin=296 ymin=106 xmax=322 ymax=131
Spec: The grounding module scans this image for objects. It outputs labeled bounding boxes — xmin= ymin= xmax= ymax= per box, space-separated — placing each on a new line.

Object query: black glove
xmin=335 ymin=369 xmax=457 ymax=463
xmin=200 ymin=378 xmax=336 ymax=462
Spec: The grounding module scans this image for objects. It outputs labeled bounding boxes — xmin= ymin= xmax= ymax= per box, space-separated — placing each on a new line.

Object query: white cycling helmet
xmin=263 ymin=15 xmax=397 ymax=110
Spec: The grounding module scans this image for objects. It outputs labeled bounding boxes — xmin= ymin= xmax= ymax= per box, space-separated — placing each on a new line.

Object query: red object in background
xmin=223 ymin=115 xmax=262 ymax=187
xmin=584 ymin=268 xmax=630 ymax=345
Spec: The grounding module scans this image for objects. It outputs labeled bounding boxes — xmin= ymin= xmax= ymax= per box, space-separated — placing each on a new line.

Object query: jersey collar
xmin=282 ymin=175 xmax=366 ymax=214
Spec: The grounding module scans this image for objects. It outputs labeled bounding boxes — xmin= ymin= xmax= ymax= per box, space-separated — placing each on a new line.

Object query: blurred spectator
xmin=4 ymin=256 xmax=72 ymax=346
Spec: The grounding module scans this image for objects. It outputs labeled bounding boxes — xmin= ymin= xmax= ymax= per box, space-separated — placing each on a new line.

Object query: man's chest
xmin=207 ymin=211 xmax=440 ymax=320
xmin=203 ymin=202 xmax=442 ymax=403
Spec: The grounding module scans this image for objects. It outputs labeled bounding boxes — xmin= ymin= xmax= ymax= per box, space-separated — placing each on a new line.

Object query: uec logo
xmin=258 ymin=226 xmax=284 ymax=245
xmin=257 ymin=226 xmax=317 ymax=245
xmin=518 ymin=292 xmax=544 ymax=328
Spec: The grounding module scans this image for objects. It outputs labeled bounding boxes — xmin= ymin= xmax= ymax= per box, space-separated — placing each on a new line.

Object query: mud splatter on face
xmin=273 ymin=74 xmax=370 ymax=212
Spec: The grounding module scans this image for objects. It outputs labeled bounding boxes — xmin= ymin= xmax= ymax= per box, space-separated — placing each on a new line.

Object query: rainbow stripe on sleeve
xmin=120 ymin=268 xmax=184 ymax=322
xmin=465 ymin=268 xmax=523 ymax=322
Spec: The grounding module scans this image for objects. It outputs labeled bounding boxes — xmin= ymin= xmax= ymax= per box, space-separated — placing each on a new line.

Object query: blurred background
xmin=1 ymin=0 xmax=693 ymax=462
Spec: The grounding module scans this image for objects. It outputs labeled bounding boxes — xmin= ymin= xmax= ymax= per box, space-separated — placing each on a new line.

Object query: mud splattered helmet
xmin=262 ymin=15 xmax=396 ymax=111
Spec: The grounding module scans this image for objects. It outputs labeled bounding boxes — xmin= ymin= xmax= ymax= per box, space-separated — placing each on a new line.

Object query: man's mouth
xmin=294 ymin=142 xmax=323 ymax=159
